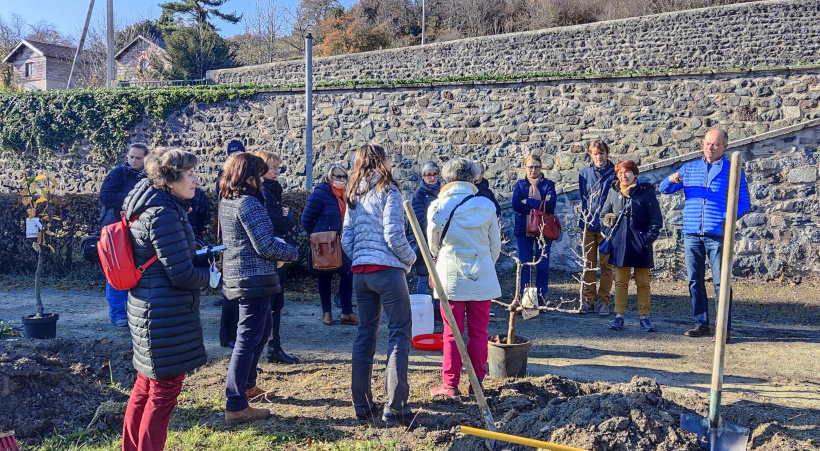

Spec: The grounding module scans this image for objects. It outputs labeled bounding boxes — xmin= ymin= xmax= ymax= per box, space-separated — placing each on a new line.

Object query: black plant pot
xmin=21 ymin=313 xmax=59 ymax=339
xmin=487 ymin=335 xmax=531 ymax=378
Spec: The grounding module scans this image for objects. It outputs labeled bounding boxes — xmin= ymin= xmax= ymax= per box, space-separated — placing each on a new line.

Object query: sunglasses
xmin=423 ymin=173 xmax=439 ymax=178
xmin=332 ymin=174 xmax=348 ymax=180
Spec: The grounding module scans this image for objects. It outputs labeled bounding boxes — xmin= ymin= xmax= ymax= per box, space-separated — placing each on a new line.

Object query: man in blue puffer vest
xmin=660 ymin=129 xmax=751 ymax=342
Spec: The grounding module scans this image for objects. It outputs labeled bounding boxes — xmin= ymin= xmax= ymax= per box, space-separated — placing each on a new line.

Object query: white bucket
xmin=409 ymin=294 xmax=434 ymax=338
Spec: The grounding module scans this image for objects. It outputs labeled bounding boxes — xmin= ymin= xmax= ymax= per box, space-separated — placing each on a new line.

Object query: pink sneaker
xmin=430 ymin=384 xmax=460 ymax=399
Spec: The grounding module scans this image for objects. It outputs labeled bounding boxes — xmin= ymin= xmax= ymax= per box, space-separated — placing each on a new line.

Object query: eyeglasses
xmin=422 ymin=173 xmax=439 ymax=178
xmin=332 ymin=174 xmax=348 ymax=180
xmin=526 ymin=165 xmax=542 ymax=170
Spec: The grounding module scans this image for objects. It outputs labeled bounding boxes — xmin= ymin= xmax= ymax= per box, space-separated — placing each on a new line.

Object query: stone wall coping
xmin=492 ymin=117 xmax=820 ymax=206
xmin=207 ymin=0 xmax=798 ymax=82
xmin=249 ymin=64 xmax=820 ymax=94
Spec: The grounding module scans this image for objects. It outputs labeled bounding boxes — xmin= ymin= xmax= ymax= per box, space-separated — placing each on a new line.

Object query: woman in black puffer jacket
xmin=219 ymin=153 xmax=298 ymax=426
xmin=121 ymin=148 xmax=209 ymax=451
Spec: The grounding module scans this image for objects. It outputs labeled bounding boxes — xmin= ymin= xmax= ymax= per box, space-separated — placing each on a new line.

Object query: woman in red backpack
xmin=120 ymin=148 xmax=209 ymax=451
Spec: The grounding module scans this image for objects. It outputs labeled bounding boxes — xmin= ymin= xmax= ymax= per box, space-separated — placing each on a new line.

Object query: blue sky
xmin=1 ymin=0 xmax=356 ymax=38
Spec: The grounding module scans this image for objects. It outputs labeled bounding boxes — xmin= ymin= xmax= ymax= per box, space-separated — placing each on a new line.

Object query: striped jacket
xmin=659 ymin=155 xmax=751 ymax=237
xmin=219 ymin=194 xmax=298 ymax=300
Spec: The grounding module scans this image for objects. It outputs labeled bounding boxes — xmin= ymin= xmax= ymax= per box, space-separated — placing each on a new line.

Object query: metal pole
xmin=106 ymin=0 xmax=115 ymax=87
xmin=421 ymin=0 xmax=425 ymax=46
xmin=68 ymin=0 xmax=95 ymax=89
xmin=305 ymin=33 xmax=313 ymax=190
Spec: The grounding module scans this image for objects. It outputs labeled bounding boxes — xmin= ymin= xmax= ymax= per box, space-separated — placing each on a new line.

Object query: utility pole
xmin=106 ymin=0 xmax=115 ymax=87
xmin=305 ymin=33 xmax=313 ymax=190
xmin=421 ymin=0 xmax=425 ymax=46
xmin=68 ymin=0 xmax=95 ymax=89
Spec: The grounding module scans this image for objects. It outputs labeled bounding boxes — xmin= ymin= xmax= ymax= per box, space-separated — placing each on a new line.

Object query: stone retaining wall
xmin=3 ymin=67 xmax=818 ymax=279
xmin=208 ymin=0 xmax=820 ymax=86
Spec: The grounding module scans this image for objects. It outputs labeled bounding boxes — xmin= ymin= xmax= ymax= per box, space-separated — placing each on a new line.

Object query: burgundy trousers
xmin=122 ymin=372 xmax=185 ymax=451
xmin=440 ymin=300 xmax=491 ymax=386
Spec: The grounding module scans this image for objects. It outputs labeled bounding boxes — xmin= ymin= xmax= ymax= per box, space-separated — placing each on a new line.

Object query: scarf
xmin=619 ymin=181 xmax=637 ymax=198
xmin=527 ymin=175 xmax=542 ymax=201
xmin=331 ymin=182 xmax=347 ymax=219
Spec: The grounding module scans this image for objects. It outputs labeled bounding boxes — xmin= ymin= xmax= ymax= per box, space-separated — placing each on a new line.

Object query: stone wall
xmin=3 ymin=67 xmax=818 ymax=279
xmin=208 ymin=0 xmax=820 ymax=86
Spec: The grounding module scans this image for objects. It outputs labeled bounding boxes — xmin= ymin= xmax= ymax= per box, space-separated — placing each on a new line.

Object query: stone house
xmin=2 ymin=39 xmax=78 ymax=90
xmin=114 ymin=35 xmax=170 ymax=82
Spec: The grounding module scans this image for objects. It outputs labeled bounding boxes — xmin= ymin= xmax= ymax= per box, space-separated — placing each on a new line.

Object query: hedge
xmin=0 ymin=188 xmax=314 ymax=281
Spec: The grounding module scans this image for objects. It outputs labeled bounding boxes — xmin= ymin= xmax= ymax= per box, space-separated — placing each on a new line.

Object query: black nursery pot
xmin=487 ymin=335 xmax=531 ymax=378
xmin=21 ymin=313 xmax=59 ymax=339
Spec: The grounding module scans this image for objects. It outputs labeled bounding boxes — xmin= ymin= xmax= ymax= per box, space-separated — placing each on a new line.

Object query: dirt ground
xmin=0 ymin=271 xmax=819 ymax=450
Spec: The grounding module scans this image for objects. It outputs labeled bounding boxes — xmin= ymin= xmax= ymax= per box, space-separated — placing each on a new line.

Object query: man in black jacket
xmin=99 ymin=143 xmax=148 ymax=327
xmin=578 ymin=140 xmax=616 ymax=316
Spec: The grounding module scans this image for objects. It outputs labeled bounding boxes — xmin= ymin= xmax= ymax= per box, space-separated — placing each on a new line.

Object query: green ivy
xmin=0 ymin=84 xmax=264 ymax=163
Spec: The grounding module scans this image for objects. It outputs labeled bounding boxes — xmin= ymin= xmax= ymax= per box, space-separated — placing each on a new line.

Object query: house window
xmin=24 ymin=62 xmax=35 ymax=77
xmin=140 ymin=59 xmax=148 ymax=74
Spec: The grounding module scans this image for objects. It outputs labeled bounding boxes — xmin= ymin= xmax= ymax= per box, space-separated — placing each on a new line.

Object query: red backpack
xmin=97 ymin=211 xmax=158 ymax=290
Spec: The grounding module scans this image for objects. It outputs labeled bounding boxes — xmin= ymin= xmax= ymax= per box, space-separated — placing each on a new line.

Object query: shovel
xmin=681 ymin=152 xmax=750 ymax=451
xmin=403 ymin=200 xmax=497 ymax=451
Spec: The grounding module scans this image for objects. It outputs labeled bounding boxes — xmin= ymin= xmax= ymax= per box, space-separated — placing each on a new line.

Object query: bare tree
xmin=570 ymin=187 xmax=605 ymax=311
xmin=285 ymin=0 xmax=342 ymax=52
xmin=235 ymin=0 xmax=288 ymax=65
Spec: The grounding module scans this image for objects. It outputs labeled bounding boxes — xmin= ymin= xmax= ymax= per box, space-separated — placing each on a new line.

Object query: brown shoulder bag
xmin=310 ymin=231 xmax=342 ymax=271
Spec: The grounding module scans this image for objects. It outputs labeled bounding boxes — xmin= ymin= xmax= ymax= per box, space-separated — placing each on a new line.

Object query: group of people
xmin=102 ymin=126 xmax=749 ymax=449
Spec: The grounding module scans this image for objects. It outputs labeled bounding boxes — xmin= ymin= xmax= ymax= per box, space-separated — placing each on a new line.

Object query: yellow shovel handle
xmin=460 ymin=426 xmax=591 ymax=451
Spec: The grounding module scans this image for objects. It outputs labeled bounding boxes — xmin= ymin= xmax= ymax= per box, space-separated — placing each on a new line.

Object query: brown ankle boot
xmin=225 ymin=406 xmax=271 ymax=425
xmin=322 ymin=311 xmax=334 ymax=326
xmin=340 ymin=313 xmax=359 ymax=325
xmin=246 ymin=385 xmax=273 ymax=400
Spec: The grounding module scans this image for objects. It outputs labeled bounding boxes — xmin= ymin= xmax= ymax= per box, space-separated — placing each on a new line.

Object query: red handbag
xmin=527 ymin=200 xmax=561 ymax=240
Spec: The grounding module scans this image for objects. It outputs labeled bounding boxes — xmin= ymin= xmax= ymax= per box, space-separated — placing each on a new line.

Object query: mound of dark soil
xmin=451 ymin=376 xmax=704 ymax=451
xmin=0 ymin=338 xmax=131 ymax=445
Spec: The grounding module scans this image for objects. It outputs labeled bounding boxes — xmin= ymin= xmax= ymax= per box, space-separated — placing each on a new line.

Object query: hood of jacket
xmin=123 ymin=179 xmax=188 ymax=219
xmin=431 ymin=182 xmax=494 ymax=229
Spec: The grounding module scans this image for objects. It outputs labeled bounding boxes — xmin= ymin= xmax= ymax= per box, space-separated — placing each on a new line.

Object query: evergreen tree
xmin=159 ymin=0 xmax=242 ymax=31
xmin=165 ymin=25 xmax=233 ymax=79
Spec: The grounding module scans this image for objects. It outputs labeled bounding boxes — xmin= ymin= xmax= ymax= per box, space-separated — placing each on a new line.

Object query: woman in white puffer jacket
xmin=426 ymin=158 xmax=501 ymax=399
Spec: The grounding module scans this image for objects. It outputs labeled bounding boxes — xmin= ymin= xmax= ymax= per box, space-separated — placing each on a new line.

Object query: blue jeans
xmin=105 ymin=282 xmax=128 ymax=323
xmin=516 ymin=236 xmax=552 ymax=299
xmin=351 ymin=268 xmax=412 ymax=418
xmin=684 ymin=235 xmax=733 ymax=330
xmin=226 ymin=295 xmax=272 ymax=412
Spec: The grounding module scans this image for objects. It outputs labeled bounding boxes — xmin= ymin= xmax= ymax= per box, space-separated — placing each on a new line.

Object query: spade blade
xmin=681 ymin=414 xmax=750 ymax=451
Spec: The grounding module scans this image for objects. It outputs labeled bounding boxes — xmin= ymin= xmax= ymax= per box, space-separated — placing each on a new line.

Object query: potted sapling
xmin=19 ymin=173 xmax=61 ymax=339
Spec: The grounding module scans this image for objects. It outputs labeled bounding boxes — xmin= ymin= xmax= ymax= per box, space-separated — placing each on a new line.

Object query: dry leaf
xmin=34 ymin=174 xmax=47 ymax=182
xmin=34 ymin=197 xmax=47 ymax=204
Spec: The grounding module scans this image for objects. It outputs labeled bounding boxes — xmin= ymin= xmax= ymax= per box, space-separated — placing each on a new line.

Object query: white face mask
xmin=332 ymin=180 xmax=346 ymax=189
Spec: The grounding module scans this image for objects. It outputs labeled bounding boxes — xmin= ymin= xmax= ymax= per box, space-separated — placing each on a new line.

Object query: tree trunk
xmin=35 ymin=245 xmax=44 ymax=317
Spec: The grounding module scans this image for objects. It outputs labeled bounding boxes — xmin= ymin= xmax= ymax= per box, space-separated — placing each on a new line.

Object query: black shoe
xmin=355 ymin=401 xmax=383 ymax=423
xmin=382 ymin=411 xmax=420 ymax=430
xmin=684 ymin=325 xmax=711 ymax=337
xmin=214 ymin=297 xmax=224 ymax=306
xmin=267 ymin=349 xmax=299 ymax=364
